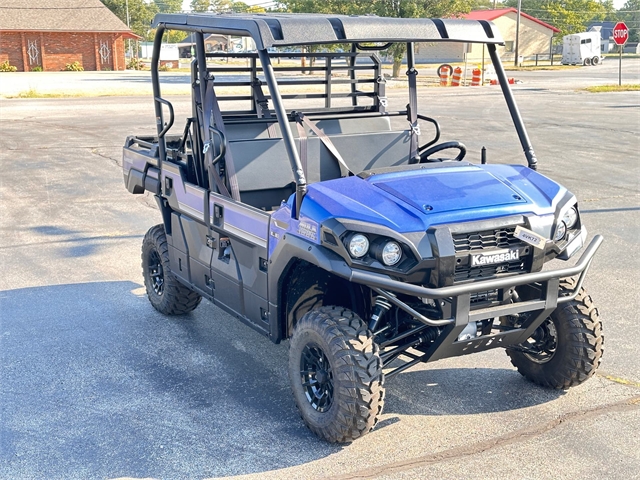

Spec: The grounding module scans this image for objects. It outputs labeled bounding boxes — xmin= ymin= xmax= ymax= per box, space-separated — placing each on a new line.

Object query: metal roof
xmin=152 ymin=13 xmax=504 ymax=49
xmin=464 ymin=8 xmax=560 ymax=34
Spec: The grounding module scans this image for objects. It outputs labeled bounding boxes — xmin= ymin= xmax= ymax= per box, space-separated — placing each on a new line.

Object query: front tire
xmin=141 ymin=224 xmax=201 ymax=315
xmin=288 ymin=306 xmax=384 ymax=443
xmin=507 ymin=278 xmax=603 ymax=389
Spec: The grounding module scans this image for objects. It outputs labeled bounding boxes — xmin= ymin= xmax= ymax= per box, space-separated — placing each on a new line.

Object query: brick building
xmin=0 ymin=0 xmax=138 ymax=72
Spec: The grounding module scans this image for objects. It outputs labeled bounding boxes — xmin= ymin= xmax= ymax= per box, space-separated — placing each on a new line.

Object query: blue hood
xmin=300 ymin=164 xmax=565 ymax=232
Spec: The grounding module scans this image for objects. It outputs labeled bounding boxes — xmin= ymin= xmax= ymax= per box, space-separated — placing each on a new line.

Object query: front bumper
xmin=348 ymin=234 xmax=603 ymax=305
xmin=344 ymin=234 xmax=603 ymax=365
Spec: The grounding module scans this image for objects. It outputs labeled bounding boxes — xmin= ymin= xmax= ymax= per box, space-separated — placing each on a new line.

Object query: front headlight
xmin=348 ymin=234 xmax=369 ymax=258
xmin=554 ymin=221 xmax=567 ymax=241
xmin=562 ymin=206 xmax=578 ymax=229
xmin=381 ymin=241 xmax=402 ymax=266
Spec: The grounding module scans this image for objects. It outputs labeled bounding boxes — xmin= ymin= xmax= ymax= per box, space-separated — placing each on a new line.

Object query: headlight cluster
xmin=381 ymin=241 xmax=402 ymax=266
xmin=347 ymin=233 xmax=403 ymax=266
xmin=348 ymin=234 xmax=369 ymax=258
xmin=555 ymin=206 xmax=579 ymax=242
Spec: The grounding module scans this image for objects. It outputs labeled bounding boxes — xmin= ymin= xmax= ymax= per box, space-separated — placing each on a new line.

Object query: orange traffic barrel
xmin=438 ymin=65 xmax=450 ymax=86
xmin=471 ymin=68 xmax=482 ymax=86
xmin=451 ymin=67 xmax=462 ymax=87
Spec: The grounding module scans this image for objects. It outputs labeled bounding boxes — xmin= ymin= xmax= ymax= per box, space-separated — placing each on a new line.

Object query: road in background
xmin=0 ymin=57 xmax=638 ymax=97
xmin=0 ymin=70 xmax=639 ymax=479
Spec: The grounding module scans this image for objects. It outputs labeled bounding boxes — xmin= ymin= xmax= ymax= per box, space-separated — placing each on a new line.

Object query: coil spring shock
xmin=368 ymin=296 xmax=393 ymax=332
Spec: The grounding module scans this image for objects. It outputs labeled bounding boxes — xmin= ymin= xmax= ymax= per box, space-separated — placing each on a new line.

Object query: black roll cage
xmin=150 ymin=13 xmax=539 ymax=215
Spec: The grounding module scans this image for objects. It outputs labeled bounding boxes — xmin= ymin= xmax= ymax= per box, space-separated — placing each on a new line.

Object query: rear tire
xmin=288 ymin=306 xmax=384 ymax=443
xmin=141 ymin=224 xmax=201 ymax=315
xmin=507 ymin=278 xmax=603 ymax=389
xmin=592 ymin=56 xmax=600 ymax=65
xmin=584 ymin=57 xmax=592 ymax=66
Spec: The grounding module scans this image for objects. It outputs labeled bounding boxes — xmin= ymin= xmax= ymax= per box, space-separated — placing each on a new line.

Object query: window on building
xmin=505 ymin=41 xmax=514 ymax=52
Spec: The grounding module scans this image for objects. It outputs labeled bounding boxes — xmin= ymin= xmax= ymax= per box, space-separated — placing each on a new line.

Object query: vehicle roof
xmin=152 ymin=13 xmax=504 ymax=50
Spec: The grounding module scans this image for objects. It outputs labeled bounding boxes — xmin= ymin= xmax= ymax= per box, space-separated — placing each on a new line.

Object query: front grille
xmin=453 ymin=227 xmax=530 ymax=283
xmin=470 ymin=289 xmax=499 ymax=305
xmin=454 ymin=258 xmax=528 ymax=282
xmin=453 ymin=227 xmax=521 ymax=252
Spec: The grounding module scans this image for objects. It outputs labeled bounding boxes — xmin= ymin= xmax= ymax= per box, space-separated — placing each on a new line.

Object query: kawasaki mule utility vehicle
xmin=123 ymin=13 xmax=604 ymax=443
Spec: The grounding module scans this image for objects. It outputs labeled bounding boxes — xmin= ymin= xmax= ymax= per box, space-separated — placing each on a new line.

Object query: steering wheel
xmin=419 ymin=141 xmax=467 ymax=163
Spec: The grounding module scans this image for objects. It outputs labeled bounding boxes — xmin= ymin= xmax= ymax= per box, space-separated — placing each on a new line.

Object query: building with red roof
xmin=0 ymin=0 xmax=139 ymax=72
xmin=415 ymin=8 xmax=560 ymax=64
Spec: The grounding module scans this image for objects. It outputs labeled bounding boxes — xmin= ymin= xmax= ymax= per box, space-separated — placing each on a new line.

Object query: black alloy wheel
xmin=147 ymin=248 xmax=165 ymax=296
xmin=522 ymin=319 xmax=558 ymax=364
xmin=300 ymin=343 xmax=334 ymax=412
xmin=288 ymin=306 xmax=384 ymax=443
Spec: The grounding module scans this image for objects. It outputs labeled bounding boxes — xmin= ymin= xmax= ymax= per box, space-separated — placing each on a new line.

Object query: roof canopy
xmin=152 ymin=13 xmax=504 ymax=49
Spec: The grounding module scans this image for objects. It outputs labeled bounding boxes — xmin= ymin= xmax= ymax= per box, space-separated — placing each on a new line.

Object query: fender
xmin=267 ymin=233 xmax=355 ymax=342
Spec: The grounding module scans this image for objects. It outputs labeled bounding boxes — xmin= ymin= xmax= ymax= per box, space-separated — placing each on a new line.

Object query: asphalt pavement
xmin=0 ymin=63 xmax=639 ymax=479
xmin=0 ymin=56 xmax=638 ymax=98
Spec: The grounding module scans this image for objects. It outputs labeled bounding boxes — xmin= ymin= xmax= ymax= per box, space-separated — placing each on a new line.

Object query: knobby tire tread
xmin=508 ymin=277 xmax=603 ymax=389
xmin=142 ymin=224 xmax=201 ymax=315
xmin=290 ymin=306 xmax=384 ymax=443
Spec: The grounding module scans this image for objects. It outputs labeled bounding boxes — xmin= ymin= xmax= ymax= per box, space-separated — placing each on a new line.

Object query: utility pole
xmin=514 ymin=0 xmax=522 ymax=66
xmin=125 ymin=0 xmax=132 ymax=59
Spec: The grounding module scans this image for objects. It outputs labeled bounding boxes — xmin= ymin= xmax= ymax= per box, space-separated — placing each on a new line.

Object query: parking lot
xmin=0 ymin=61 xmax=639 ymax=479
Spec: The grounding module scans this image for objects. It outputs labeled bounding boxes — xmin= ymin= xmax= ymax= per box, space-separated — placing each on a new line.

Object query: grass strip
xmin=584 ymin=84 xmax=640 ymax=92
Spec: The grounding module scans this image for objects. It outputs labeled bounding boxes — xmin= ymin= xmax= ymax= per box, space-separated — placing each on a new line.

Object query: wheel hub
xmin=300 ymin=343 xmax=334 ymax=412
xmin=148 ymin=249 xmax=164 ymax=296
xmin=523 ymin=318 xmax=558 ymax=364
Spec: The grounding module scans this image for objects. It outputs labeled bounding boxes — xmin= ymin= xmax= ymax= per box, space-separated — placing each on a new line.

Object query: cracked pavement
xmin=0 ymin=65 xmax=639 ymax=479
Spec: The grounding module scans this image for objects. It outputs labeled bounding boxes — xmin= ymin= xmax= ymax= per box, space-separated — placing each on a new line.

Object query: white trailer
xmin=562 ymin=31 xmax=603 ymax=66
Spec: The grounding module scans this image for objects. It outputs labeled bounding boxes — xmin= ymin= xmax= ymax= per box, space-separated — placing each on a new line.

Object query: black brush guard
xmin=343 ymin=235 xmax=603 ymax=376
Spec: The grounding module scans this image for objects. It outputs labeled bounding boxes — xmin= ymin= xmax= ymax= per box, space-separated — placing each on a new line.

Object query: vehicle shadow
xmin=384 ymin=365 xmax=564 ymax=417
xmin=0 ymin=281 xmax=562 ymax=479
xmin=0 ymin=281 xmax=337 ymax=480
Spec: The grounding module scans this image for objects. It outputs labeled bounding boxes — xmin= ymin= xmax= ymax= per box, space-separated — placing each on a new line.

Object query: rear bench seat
xmin=220 ymin=116 xmax=411 ymax=210
xmin=224 ymin=115 xmax=393 ymax=140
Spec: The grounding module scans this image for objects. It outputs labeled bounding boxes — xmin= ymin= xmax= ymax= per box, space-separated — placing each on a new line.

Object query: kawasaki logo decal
xmin=471 ymin=249 xmax=519 ymax=267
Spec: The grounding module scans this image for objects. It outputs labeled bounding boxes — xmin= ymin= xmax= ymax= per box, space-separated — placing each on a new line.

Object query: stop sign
xmin=613 ymin=22 xmax=629 ymax=46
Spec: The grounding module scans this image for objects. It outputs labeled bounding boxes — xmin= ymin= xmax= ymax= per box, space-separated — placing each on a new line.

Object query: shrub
xmin=127 ymin=58 xmax=145 ymax=70
xmin=32 ymin=65 xmax=43 ymax=72
xmin=64 ymin=61 xmax=84 ymax=71
xmin=158 ymin=64 xmax=170 ymax=72
xmin=0 ymin=60 xmax=18 ymax=72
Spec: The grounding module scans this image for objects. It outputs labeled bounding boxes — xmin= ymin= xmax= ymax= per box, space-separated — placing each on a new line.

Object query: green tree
xmin=190 ymin=0 xmax=211 ymax=11
xmin=154 ymin=0 xmax=183 ymax=12
xmin=545 ymin=0 xmax=613 ymax=36
xmin=619 ymin=0 xmax=640 ymax=42
xmin=102 ymin=0 xmax=158 ymax=39
xmin=504 ymin=0 xmax=614 ymax=38
xmin=279 ymin=0 xmax=473 ymax=76
xmin=190 ymin=0 xmax=251 ymax=12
